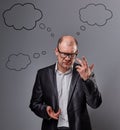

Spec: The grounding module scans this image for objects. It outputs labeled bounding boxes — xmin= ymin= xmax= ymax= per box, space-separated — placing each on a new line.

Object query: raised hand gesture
xmin=75 ymin=56 xmax=94 ymax=81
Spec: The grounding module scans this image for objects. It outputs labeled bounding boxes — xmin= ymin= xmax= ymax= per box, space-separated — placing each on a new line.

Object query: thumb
xmin=46 ymin=106 xmax=53 ymax=114
xmin=89 ymin=64 xmax=94 ymax=71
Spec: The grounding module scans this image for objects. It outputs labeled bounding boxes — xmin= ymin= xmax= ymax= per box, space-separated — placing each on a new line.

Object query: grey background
xmin=0 ymin=0 xmax=120 ymax=130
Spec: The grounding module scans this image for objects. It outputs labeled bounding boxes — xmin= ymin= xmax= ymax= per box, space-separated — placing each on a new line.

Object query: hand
xmin=46 ymin=106 xmax=61 ymax=120
xmin=75 ymin=56 xmax=94 ymax=80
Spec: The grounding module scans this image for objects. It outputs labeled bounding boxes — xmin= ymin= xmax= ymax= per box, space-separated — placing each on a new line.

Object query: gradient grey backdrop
xmin=0 ymin=0 xmax=120 ymax=130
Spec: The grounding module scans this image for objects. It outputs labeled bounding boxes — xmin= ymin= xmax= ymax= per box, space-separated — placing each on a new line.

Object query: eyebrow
xmin=58 ymin=48 xmax=78 ymax=54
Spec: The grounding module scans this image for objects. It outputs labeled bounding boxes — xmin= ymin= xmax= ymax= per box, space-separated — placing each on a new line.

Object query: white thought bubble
xmin=3 ymin=3 xmax=43 ymax=30
xmin=79 ymin=3 xmax=113 ymax=26
xmin=6 ymin=53 xmax=31 ymax=71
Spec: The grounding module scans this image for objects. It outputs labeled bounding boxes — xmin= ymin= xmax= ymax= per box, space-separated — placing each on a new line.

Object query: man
xmin=29 ymin=35 xmax=102 ymax=130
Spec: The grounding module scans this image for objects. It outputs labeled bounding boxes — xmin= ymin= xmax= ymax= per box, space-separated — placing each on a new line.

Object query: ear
xmin=55 ymin=48 xmax=59 ymax=56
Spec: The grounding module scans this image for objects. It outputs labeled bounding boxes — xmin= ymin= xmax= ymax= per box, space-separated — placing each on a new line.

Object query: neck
xmin=57 ymin=63 xmax=71 ymax=73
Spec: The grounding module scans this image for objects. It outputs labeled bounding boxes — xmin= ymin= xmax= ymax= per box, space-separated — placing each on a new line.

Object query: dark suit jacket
xmin=29 ymin=63 xmax=102 ymax=130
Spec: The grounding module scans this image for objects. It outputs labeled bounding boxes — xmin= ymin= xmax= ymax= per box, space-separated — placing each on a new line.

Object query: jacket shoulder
xmin=37 ymin=64 xmax=55 ymax=73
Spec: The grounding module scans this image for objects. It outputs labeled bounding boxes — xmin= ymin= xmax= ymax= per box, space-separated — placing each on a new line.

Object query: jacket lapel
xmin=48 ymin=64 xmax=59 ymax=105
xmin=67 ymin=64 xmax=79 ymax=107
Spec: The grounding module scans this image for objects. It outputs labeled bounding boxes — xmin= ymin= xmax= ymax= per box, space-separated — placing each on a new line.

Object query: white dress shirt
xmin=55 ymin=63 xmax=72 ymax=127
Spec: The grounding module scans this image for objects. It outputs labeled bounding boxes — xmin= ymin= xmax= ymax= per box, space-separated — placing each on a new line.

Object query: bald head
xmin=57 ymin=35 xmax=78 ymax=49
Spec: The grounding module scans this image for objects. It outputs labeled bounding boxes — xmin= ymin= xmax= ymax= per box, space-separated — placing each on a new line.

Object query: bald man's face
xmin=55 ymin=36 xmax=78 ymax=73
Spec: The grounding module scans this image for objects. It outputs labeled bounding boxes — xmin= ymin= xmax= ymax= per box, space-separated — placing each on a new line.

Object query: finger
xmin=76 ymin=58 xmax=83 ymax=66
xmin=57 ymin=109 xmax=61 ymax=114
xmin=82 ymin=56 xmax=88 ymax=68
xmin=89 ymin=64 xmax=94 ymax=71
xmin=47 ymin=107 xmax=60 ymax=120
xmin=50 ymin=114 xmax=59 ymax=120
xmin=52 ymin=110 xmax=61 ymax=120
xmin=46 ymin=106 xmax=53 ymax=114
xmin=54 ymin=109 xmax=61 ymax=117
xmin=48 ymin=111 xmax=59 ymax=120
xmin=47 ymin=106 xmax=55 ymax=118
xmin=75 ymin=65 xmax=82 ymax=72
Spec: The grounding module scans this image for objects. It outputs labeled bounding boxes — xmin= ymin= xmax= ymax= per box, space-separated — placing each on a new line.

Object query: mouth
xmin=63 ymin=62 xmax=72 ymax=65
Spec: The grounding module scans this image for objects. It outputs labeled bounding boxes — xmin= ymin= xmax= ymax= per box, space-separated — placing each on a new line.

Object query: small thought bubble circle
xmin=41 ymin=51 xmax=47 ymax=55
xmin=76 ymin=32 xmax=80 ymax=36
xmin=33 ymin=53 xmax=40 ymax=59
xmin=39 ymin=23 xmax=46 ymax=30
xmin=47 ymin=27 xmax=52 ymax=32
xmin=51 ymin=33 xmax=55 ymax=38
xmin=80 ymin=25 xmax=86 ymax=31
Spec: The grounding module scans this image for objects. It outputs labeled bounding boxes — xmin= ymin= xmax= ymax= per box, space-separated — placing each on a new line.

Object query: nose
xmin=65 ymin=55 xmax=71 ymax=60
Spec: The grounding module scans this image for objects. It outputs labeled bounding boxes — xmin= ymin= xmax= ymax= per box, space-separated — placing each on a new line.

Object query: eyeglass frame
xmin=57 ymin=48 xmax=78 ymax=59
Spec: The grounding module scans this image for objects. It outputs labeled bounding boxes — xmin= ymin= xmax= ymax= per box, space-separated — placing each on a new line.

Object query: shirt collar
xmin=55 ymin=62 xmax=73 ymax=75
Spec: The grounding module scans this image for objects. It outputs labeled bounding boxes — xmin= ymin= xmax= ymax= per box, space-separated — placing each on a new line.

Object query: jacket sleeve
xmin=29 ymin=71 xmax=50 ymax=120
xmin=82 ymin=72 xmax=102 ymax=108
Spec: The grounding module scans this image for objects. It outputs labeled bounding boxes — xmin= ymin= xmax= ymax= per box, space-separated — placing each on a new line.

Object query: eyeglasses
xmin=57 ymin=48 xmax=78 ymax=59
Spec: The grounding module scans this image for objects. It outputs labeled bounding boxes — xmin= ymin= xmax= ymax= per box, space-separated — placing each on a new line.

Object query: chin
xmin=64 ymin=65 xmax=71 ymax=70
